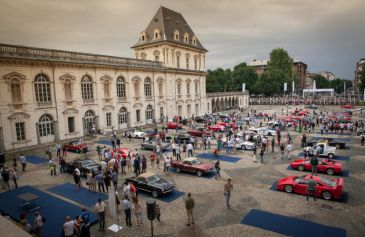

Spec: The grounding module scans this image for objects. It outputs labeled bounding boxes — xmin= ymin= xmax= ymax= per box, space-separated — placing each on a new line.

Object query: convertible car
xmin=306 ymin=138 xmax=347 ymax=149
xmin=276 ymin=175 xmax=344 ymax=200
xmin=187 ymin=128 xmax=212 ymax=137
xmin=166 ymin=122 xmax=183 ymax=129
xmin=235 ymin=140 xmax=256 ymax=150
xmin=141 ymin=141 xmax=170 ymax=151
xmin=65 ymin=159 xmax=100 ymax=177
xmin=63 ymin=140 xmax=88 ymax=153
xmin=126 ymin=172 xmax=175 ymax=198
xmin=290 ymin=159 xmax=343 ymax=175
xmin=171 ymin=157 xmax=213 ymax=177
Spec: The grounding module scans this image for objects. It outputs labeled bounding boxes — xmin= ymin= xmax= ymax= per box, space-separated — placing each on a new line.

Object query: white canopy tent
xmin=302 ymin=88 xmax=335 ymax=97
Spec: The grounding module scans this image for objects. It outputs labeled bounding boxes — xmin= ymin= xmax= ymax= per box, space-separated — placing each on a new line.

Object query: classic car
xmin=276 ymin=175 xmax=344 ymax=200
xmin=341 ymin=104 xmax=354 ymax=109
xmin=126 ymin=172 xmax=175 ymax=198
xmin=238 ymin=130 xmax=259 ymax=142
xmin=187 ymin=128 xmax=212 ymax=137
xmin=166 ymin=122 xmax=183 ymax=129
xmin=235 ymin=139 xmax=256 ymax=150
xmin=65 ymin=159 xmax=100 ymax=177
xmin=208 ymin=124 xmax=225 ymax=132
xmin=112 ymin=148 xmax=135 ymax=159
xmin=141 ymin=141 xmax=170 ymax=151
xmin=254 ymin=127 xmax=277 ymax=136
xmin=174 ymin=133 xmax=192 ymax=144
xmin=195 ymin=116 xmax=209 ymax=123
xmin=63 ymin=140 xmax=88 ymax=153
xmin=127 ymin=130 xmax=145 ymax=139
xmin=290 ymin=159 xmax=343 ymax=175
xmin=217 ymin=122 xmax=238 ymax=129
xmin=304 ymin=142 xmax=336 ymax=159
xmin=306 ymin=138 xmax=346 ymax=149
xmin=171 ymin=157 xmax=213 ymax=177
xmin=178 ymin=118 xmax=189 ymax=125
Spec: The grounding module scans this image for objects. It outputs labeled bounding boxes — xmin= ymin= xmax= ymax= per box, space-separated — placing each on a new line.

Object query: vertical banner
xmin=284 ymin=83 xmax=287 ymax=92
xmin=108 ymin=186 xmax=117 ymax=218
xmin=242 ymin=83 xmax=246 ymax=92
xmin=313 ymin=80 xmax=316 ymax=90
xmin=363 ymin=89 xmax=365 ymax=101
xmin=292 ymin=81 xmax=295 ymax=93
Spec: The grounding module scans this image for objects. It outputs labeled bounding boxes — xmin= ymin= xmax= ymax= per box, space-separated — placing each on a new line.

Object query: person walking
xmin=122 ymin=196 xmax=132 ymax=227
xmin=259 ymin=148 xmax=264 ymax=163
xmin=286 ymin=143 xmax=293 ymax=160
xmin=306 ymin=176 xmax=317 ymax=205
xmin=56 ymin=143 xmax=62 ymax=157
xmin=176 ymin=146 xmax=182 ymax=160
xmin=165 ymin=157 xmax=171 ymax=174
xmin=33 ymin=211 xmax=43 ymax=237
xmin=252 ymin=146 xmax=258 ymax=162
xmin=96 ymin=172 xmax=105 ymax=193
xmin=73 ymin=168 xmax=81 ymax=190
xmin=155 ymin=204 xmax=161 ymax=222
xmin=132 ymin=198 xmax=143 ymax=226
xmin=187 ymin=143 xmax=193 ymax=157
xmin=49 ymin=159 xmax=57 ymax=176
xmin=185 ymin=192 xmax=195 ymax=226
xmin=224 ymin=178 xmax=233 ymax=208
xmin=96 ymin=145 xmax=102 ymax=161
xmin=271 ymin=136 xmax=275 ymax=153
xmin=9 ymin=169 xmax=18 ymax=189
xmin=310 ymin=156 xmax=319 ymax=176
xmin=63 ymin=216 xmax=76 ymax=237
xmin=215 ymin=160 xmax=221 ymax=179
xmin=111 ymin=169 xmax=118 ymax=189
xmin=141 ymin=155 xmax=147 ymax=173
xmin=280 ymin=143 xmax=285 ymax=160
xmin=19 ymin=154 xmax=27 ymax=172
xmin=95 ymin=198 xmax=106 ymax=231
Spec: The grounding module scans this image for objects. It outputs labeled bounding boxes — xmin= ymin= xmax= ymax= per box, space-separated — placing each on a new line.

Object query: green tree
xmin=206 ymin=68 xmax=233 ymax=92
xmin=231 ymin=63 xmax=258 ymax=92
xmin=252 ymin=73 xmax=280 ymax=96
xmin=267 ymin=48 xmax=293 ymax=91
xmin=312 ymin=74 xmax=329 ymax=88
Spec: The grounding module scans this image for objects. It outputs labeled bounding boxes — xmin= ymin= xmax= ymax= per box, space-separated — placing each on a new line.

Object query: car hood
xmin=152 ymin=179 xmax=175 ymax=190
xmin=291 ymin=159 xmax=305 ymax=164
xmin=277 ymin=176 xmax=296 ymax=184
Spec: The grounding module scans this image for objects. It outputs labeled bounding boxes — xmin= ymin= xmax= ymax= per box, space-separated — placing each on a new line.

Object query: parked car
xmin=208 ymin=124 xmax=225 ymax=132
xmin=290 ymin=159 xmax=343 ymax=175
xmin=235 ymin=139 xmax=256 ymax=150
xmin=217 ymin=122 xmax=238 ymax=129
xmin=341 ymin=104 xmax=354 ymax=109
xmin=304 ymin=104 xmax=318 ymax=109
xmin=175 ymin=133 xmax=192 ymax=144
xmin=63 ymin=140 xmax=88 ymax=153
xmin=306 ymin=138 xmax=346 ymax=149
xmin=276 ymin=175 xmax=344 ymax=200
xmin=187 ymin=128 xmax=212 ymax=137
xmin=112 ymin=147 xmax=134 ymax=159
xmin=166 ymin=122 xmax=183 ymax=129
xmin=304 ymin=141 xmax=336 ymax=159
xmin=127 ymin=130 xmax=145 ymax=139
xmin=178 ymin=118 xmax=189 ymax=125
xmin=141 ymin=141 xmax=170 ymax=151
xmin=65 ymin=159 xmax=100 ymax=177
xmin=171 ymin=157 xmax=213 ymax=177
xmin=126 ymin=172 xmax=175 ymax=198
xmin=195 ymin=116 xmax=208 ymax=123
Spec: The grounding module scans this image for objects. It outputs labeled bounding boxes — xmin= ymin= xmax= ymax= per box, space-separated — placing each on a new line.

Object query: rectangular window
xmin=177 ymin=56 xmax=180 ymax=68
xmin=68 ymin=117 xmax=75 ymax=133
xmin=160 ymin=107 xmax=164 ymax=117
xmin=106 ymin=112 xmax=112 ymax=127
xmin=186 ymin=58 xmax=189 ymax=69
xmin=177 ymin=84 xmax=181 ymax=95
xmin=194 ymin=58 xmax=198 ymax=70
xmin=15 ymin=122 xmax=25 ymax=141
xmin=136 ymin=110 xmax=141 ymax=122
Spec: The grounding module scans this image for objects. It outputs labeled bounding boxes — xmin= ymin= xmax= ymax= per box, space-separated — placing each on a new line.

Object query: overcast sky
xmin=0 ymin=0 xmax=364 ymax=79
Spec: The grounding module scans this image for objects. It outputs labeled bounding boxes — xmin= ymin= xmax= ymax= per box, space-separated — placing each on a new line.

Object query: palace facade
xmin=0 ymin=7 xmax=248 ymax=152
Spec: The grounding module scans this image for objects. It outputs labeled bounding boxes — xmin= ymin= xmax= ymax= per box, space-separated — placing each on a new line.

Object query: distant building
xmin=318 ymin=71 xmax=336 ymax=81
xmin=354 ymin=58 xmax=365 ymax=90
xmin=305 ymin=72 xmax=315 ymax=89
xmin=248 ymin=59 xmax=307 ymax=90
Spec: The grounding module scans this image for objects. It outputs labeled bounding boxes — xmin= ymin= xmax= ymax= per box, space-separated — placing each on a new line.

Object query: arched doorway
xmin=145 ymin=105 xmax=153 ymax=124
xmin=83 ymin=110 xmax=96 ymax=135
xmin=38 ymin=114 xmax=55 ymax=143
xmin=118 ymin=107 xmax=128 ymax=129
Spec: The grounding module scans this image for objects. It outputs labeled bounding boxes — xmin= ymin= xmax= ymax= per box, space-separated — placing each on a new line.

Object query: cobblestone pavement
xmin=2 ymin=105 xmax=365 ymax=237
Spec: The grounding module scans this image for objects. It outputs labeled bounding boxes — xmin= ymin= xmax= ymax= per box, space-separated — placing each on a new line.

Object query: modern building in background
xmin=248 ymin=59 xmax=307 ymax=90
xmin=318 ymin=71 xmax=336 ymax=81
xmin=0 ymin=6 xmax=249 ymax=152
xmin=354 ymin=58 xmax=365 ymax=90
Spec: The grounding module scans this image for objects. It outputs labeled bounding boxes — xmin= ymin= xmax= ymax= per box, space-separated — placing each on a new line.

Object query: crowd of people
xmin=249 ymin=96 xmax=358 ymax=106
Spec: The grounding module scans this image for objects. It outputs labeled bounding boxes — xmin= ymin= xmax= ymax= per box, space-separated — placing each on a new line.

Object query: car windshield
xmin=147 ymin=174 xmax=161 ymax=183
xmin=80 ymin=160 xmax=96 ymax=166
xmin=191 ymin=159 xmax=201 ymax=165
xmin=71 ymin=141 xmax=81 ymax=145
xmin=320 ymin=178 xmax=337 ymax=187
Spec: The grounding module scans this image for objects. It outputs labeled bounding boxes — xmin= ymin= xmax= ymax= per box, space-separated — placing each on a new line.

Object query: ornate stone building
xmin=0 ymin=7 xmax=248 ymax=152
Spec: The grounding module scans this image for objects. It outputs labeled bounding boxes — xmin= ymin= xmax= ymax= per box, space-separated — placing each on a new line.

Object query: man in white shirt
xmin=19 ymin=153 xmax=27 ymax=171
xmin=187 ymin=143 xmax=193 ymax=157
xmin=95 ymin=198 xmax=106 ymax=231
xmin=63 ymin=216 xmax=76 ymax=237
xmin=122 ymin=196 xmax=132 ymax=226
xmin=286 ymin=143 xmax=293 ymax=160
xmin=74 ymin=167 xmax=81 ymax=176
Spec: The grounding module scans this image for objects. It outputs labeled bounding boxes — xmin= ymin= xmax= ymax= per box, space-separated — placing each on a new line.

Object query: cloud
xmin=0 ymin=0 xmax=364 ymax=79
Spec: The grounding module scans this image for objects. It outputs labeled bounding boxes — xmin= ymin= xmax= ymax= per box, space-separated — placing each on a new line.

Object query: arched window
xmin=119 ymin=107 xmax=128 ymax=124
xmin=174 ymin=30 xmax=180 ymax=40
xmin=34 ymin=73 xmax=51 ymax=102
xmin=186 ymin=81 xmax=190 ymax=95
xmin=116 ymin=77 xmax=126 ymax=98
xmin=144 ymin=78 xmax=152 ymax=97
xmin=104 ymin=79 xmax=110 ymax=98
xmin=176 ymin=52 xmax=181 ymax=68
xmin=146 ymin=105 xmax=153 ymax=120
xmin=64 ymin=79 xmax=72 ymax=101
xmin=134 ymin=80 xmax=140 ymax=97
xmin=81 ymin=75 xmax=93 ymax=100
xmin=195 ymin=81 xmax=199 ymax=94
xmin=38 ymin=114 xmax=54 ymax=137
xmin=83 ymin=110 xmax=95 ymax=135
xmin=11 ymin=78 xmax=22 ymax=104
xmin=177 ymin=82 xmax=181 ymax=95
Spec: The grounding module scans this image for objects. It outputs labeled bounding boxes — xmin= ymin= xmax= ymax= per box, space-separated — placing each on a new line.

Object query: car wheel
xmin=152 ymin=191 xmax=158 ymax=198
xmin=241 ymin=145 xmax=246 ymax=150
xmin=196 ymin=171 xmax=203 ymax=177
xmin=326 ymin=168 xmax=334 ymax=175
xmin=322 ymin=191 xmax=332 ymax=200
xmin=298 ymin=165 xmax=305 ymax=171
xmin=135 ymin=135 xmax=138 ymax=139
xmin=176 ymin=167 xmax=181 ymax=173
xmin=328 ymin=153 xmax=334 ymax=159
xmin=284 ymin=185 xmax=293 ymax=193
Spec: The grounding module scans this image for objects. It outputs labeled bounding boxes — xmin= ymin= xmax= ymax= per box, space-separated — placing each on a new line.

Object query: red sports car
xmin=341 ymin=104 xmax=354 ymax=109
xmin=217 ymin=122 xmax=238 ymax=129
xmin=276 ymin=175 xmax=344 ymax=200
xmin=187 ymin=128 xmax=212 ymax=137
xmin=63 ymin=140 xmax=88 ymax=153
xmin=166 ymin=122 xmax=183 ymax=129
xmin=290 ymin=159 xmax=343 ymax=175
xmin=171 ymin=157 xmax=213 ymax=177
xmin=208 ymin=124 xmax=225 ymax=132
xmin=112 ymin=148 xmax=134 ymax=160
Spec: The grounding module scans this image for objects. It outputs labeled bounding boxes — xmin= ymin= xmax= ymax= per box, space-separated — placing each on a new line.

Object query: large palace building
xmin=0 ymin=6 xmax=248 ymax=152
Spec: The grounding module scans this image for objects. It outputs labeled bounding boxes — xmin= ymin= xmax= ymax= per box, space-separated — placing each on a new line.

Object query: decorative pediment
xmin=59 ymin=73 xmax=76 ymax=83
xmin=186 ymin=99 xmax=193 ymax=103
xmin=131 ymin=76 xmax=142 ymax=84
xmin=185 ymin=78 xmax=192 ymax=83
xmin=156 ymin=77 xmax=164 ymax=83
xmin=133 ymin=103 xmax=143 ymax=109
xmin=3 ymin=72 xmax=27 ymax=84
xmin=176 ymin=100 xmax=184 ymax=104
xmin=62 ymin=108 xmax=78 ymax=114
xmin=100 ymin=75 xmax=113 ymax=83
xmin=8 ymin=112 xmax=31 ymax=120
xmin=157 ymin=101 xmax=165 ymax=106
xmin=176 ymin=78 xmax=182 ymax=83
xmin=102 ymin=105 xmax=115 ymax=111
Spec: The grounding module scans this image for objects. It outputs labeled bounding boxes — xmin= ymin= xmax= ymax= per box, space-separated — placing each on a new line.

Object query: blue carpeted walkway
xmin=196 ymin=153 xmax=240 ymax=163
xmin=96 ymin=140 xmax=112 ymax=146
xmin=138 ymin=189 xmax=185 ymax=203
xmin=0 ymin=186 xmax=98 ymax=237
xmin=241 ymin=209 xmax=346 ymax=237
xmin=297 ymin=152 xmax=350 ymax=161
xmin=169 ymin=167 xmax=215 ymax=179
xmin=313 ymin=137 xmax=352 ymax=142
xmin=317 ymin=132 xmax=352 ymax=136
xmin=26 ymin=155 xmax=49 ymax=164
xmin=47 ymin=183 xmax=108 ymax=207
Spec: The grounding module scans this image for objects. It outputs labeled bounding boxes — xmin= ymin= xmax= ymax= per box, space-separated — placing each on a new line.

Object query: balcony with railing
xmin=83 ymin=99 xmax=95 ymax=104
xmin=36 ymin=101 xmax=53 ymax=108
xmin=118 ymin=97 xmax=127 ymax=103
xmin=145 ymin=96 xmax=154 ymax=101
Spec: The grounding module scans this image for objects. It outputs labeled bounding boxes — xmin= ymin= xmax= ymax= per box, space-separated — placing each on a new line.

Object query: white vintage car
xmin=257 ymin=127 xmax=277 ymax=136
xmin=128 ymin=130 xmax=145 ymax=139
xmin=235 ymin=139 xmax=256 ymax=150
